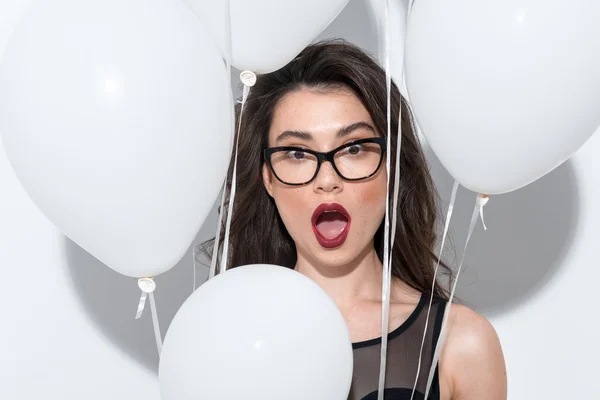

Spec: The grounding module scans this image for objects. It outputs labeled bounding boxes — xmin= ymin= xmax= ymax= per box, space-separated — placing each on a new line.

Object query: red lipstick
xmin=311 ymin=203 xmax=351 ymax=249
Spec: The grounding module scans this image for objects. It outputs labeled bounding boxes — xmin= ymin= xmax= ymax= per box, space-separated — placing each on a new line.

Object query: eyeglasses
xmin=263 ymin=137 xmax=387 ymax=186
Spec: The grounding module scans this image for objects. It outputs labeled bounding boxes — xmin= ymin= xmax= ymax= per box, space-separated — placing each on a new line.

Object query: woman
xmin=201 ymin=40 xmax=507 ymax=399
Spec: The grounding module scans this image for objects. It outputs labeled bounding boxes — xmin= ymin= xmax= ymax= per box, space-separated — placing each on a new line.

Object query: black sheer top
xmin=349 ymin=294 xmax=447 ymax=400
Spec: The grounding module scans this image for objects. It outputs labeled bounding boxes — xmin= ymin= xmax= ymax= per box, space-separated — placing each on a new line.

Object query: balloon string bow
xmin=135 ymin=277 xmax=156 ymax=319
xmin=134 ymin=277 xmax=163 ymax=355
xmin=477 ymin=193 xmax=490 ymax=230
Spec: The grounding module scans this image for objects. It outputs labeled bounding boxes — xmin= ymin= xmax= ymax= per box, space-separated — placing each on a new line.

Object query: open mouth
xmin=311 ymin=203 xmax=351 ymax=249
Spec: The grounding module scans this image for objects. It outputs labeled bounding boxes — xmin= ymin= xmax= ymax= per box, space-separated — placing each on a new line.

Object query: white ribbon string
xmin=408 ymin=0 xmax=416 ymax=15
xmin=388 ymin=16 xmax=404 ymax=283
xmin=134 ymin=277 xmax=162 ymax=355
xmin=148 ymin=292 xmax=163 ymax=354
xmin=209 ymin=0 xmax=233 ymax=280
xmin=423 ymin=193 xmax=489 ymax=399
xmin=410 ymin=180 xmax=459 ymax=400
xmin=479 ymin=196 xmax=489 ymax=231
xmin=135 ymin=291 xmax=148 ymax=320
xmin=220 ymin=83 xmax=251 ymax=274
xmin=192 ymin=237 xmax=197 ymax=292
xmin=209 ymin=185 xmax=227 ymax=279
xmin=388 ymin=98 xmax=402 ymax=249
xmin=377 ymin=0 xmax=393 ymax=398
xmin=480 ymin=208 xmax=488 ymax=230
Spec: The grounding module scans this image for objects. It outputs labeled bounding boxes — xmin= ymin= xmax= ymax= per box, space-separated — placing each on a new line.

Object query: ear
xmin=262 ymin=162 xmax=274 ymax=198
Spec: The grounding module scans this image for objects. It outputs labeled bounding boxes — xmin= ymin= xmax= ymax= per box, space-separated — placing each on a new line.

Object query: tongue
xmin=316 ymin=212 xmax=348 ymax=239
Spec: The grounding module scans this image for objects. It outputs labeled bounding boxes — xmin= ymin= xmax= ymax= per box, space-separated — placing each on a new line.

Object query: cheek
xmin=354 ymin=176 xmax=387 ymax=234
xmin=364 ymin=175 xmax=387 ymax=206
xmin=271 ymin=187 xmax=309 ymax=237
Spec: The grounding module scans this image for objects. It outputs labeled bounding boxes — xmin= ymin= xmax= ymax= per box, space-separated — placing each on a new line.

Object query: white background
xmin=1 ymin=0 xmax=598 ymax=398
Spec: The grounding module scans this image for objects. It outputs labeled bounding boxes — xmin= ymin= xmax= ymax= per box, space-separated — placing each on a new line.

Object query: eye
xmin=349 ymin=145 xmax=360 ymax=155
xmin=287 ymin=150 xmax=307 ymax=160
xmin=346 ymin=144 xmax=362 ymax=156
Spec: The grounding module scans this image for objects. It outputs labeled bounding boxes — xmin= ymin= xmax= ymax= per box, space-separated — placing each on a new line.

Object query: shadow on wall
xmin=426 ymin=148 xmax=580 ymax=317
xmin=64 ymin=199 xmax=220 ymax=374
xmin=319 ymin=0 xmax=379 ymax=54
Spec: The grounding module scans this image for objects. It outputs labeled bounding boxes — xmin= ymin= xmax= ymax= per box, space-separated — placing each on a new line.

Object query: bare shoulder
xmin=439 ymin=303 xmax=507 ymax=400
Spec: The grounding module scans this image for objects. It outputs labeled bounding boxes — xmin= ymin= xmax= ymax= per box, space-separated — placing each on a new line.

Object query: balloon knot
xmin=476 ymin=193 xmax=490 ymax=207
xmin=138 ymin=277 xmax=156 ymax=293
xmin=240 ymin=70 xmax=257 ymax=87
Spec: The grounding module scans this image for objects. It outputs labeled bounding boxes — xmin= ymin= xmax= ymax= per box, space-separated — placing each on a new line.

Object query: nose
xmin=313 ymin=161 xmax=343 ymax=193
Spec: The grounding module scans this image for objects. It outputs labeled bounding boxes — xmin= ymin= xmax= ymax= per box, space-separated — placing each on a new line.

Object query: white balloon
xmin=364 ymin=0 xmax=430 ymax=148
xmin=183 ymin=0 xmax=349 ymax=73
xmin=159 ymin=264 xmax=353 ymax=400
xmin=405 ymin=0 xmax=600 ymax=194
xmin=0 ymin=0 xmax=232 ymax=277
xmin=0 ymin=0 xmax=33 ymax=59
xmin=365 ymin=0 xmax=409 ymax=94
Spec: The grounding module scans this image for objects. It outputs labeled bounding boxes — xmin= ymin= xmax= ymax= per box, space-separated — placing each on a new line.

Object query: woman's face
xmin=262 ymin=87 xmax=387 ymax=269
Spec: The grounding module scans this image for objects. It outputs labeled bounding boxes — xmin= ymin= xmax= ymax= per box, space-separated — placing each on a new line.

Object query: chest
xmin=340 ymin=301 xmax=417 ymax=343
xmin=342 ymin=297 xmax=453 ymax=400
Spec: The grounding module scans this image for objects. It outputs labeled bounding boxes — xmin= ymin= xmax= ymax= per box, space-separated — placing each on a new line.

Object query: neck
xmin=294 ymin=241 xmax=386 ymax=307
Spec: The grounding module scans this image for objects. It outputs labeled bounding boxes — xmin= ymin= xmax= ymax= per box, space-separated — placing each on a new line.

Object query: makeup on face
xmin=265 ymin=88 xmax=387 ymax=267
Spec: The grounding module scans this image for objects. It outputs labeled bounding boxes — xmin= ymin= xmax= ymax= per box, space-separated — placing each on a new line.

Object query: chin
xmin=308 ymin=240 xmax=371 ymax=271
xmin=315 ymin=254 xmax=355 ymax=270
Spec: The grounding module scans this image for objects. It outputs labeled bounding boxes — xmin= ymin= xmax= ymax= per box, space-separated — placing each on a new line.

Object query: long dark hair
xmin=199 ymin=39 xmax=452 ymax=299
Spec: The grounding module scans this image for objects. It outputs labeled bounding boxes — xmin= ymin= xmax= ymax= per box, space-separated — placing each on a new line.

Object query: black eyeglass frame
xmin=263 ymin=137 xmax=387 ymax=186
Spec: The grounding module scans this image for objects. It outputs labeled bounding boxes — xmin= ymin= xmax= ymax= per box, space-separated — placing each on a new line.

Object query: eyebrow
xmin=274 ymin=121 xmax=376 ymax=144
